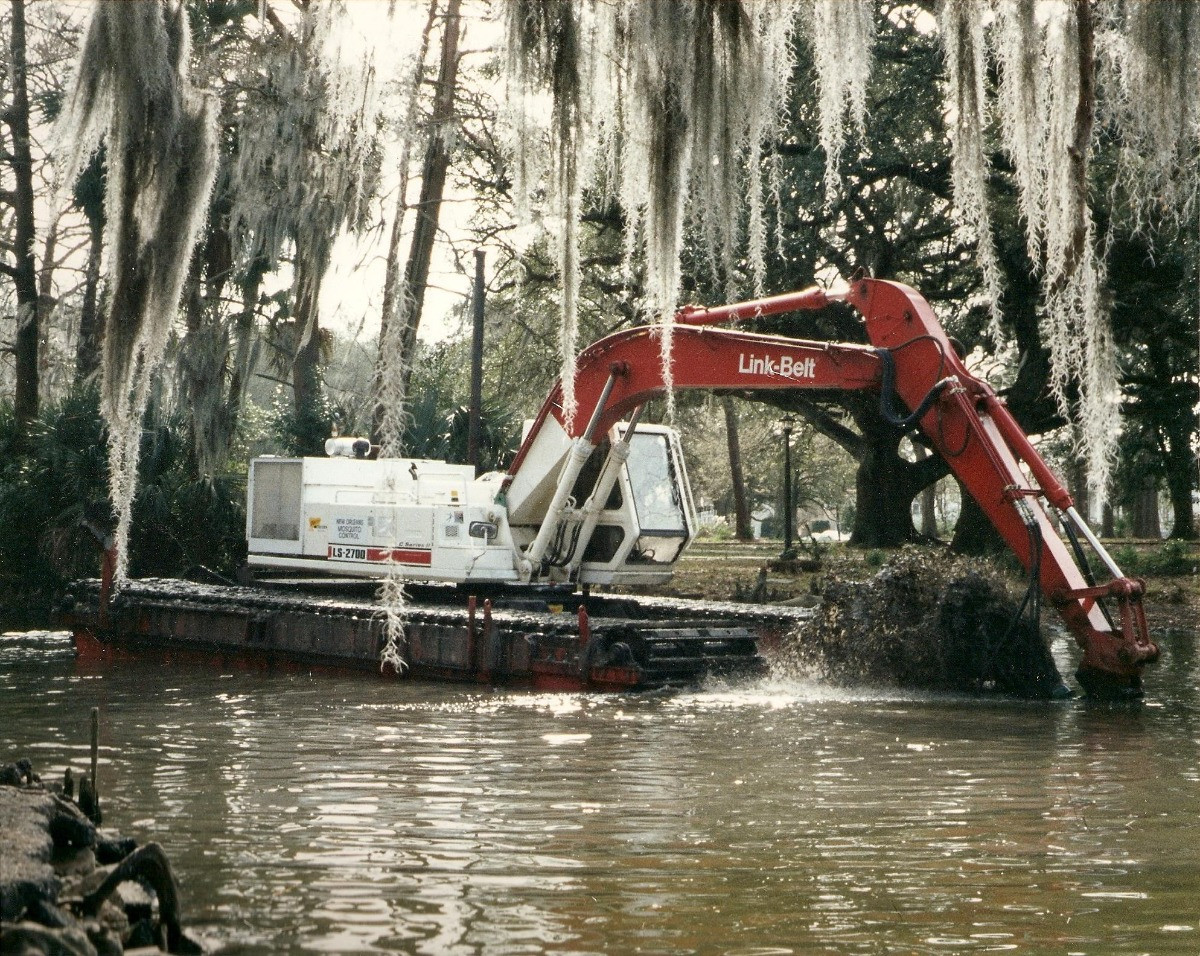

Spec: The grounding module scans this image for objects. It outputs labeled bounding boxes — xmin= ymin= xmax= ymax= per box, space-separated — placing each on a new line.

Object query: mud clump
xmin=780 ymin=548 xmax=1068 ymax=698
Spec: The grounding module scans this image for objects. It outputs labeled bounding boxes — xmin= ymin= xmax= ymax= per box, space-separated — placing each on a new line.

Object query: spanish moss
xmin=940 ymin=0 xmax=1003 ymax=337
xmin=54 ymin=1 xmax=218 ymax=583
xmin=991 ymin=1 xmax=1118 ymax=493
xmin=1109 ymin=0 xmax=1200 ymax=224
xmin=377 ymin=552 xmax=409 ymax=675
xmin=505 ymin=0 xmax=593 ymax=426
xmin=232 ymin=2 xmax=384 ymax=357
xmin=1042 ymin=1 xmax=1114 ymax=495
xmin=806 ymin=0 xmax=874 ymax=203
xmin=502 ymin=0 xmax=797 ymax=423
xmin=994 ymin=0 xmax=1045 ymax=257
xmin=615 ymin=0 xmax=695 ymax=414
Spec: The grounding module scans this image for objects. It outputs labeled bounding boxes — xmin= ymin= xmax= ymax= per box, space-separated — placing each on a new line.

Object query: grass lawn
xmin=630 ymin=536 xmax=1200 ymax=634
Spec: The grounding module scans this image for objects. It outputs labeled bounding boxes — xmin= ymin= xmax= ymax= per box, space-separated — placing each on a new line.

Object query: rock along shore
xmin=1 ymin=758 xmax=201 ymax=955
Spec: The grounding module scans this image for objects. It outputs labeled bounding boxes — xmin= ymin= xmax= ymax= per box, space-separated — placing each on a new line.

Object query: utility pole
xmin=467 ymin=249 xmax=485 ymax=473
xmin=781 ymin=415 xmax=795 ymax=557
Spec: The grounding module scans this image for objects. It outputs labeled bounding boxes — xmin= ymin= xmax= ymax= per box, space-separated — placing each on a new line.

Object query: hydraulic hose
xmin=875 ymin=347 xmax=955 ymax=431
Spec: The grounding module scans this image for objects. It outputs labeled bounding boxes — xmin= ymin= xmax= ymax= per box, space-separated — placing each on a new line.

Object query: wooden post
xmin=467 ymin=595 xmax=477 ymax=672
xmin=89 ymin=706 xmax=100 ymax=813
xmin=480 ymin=599 xmax=494 ymax=683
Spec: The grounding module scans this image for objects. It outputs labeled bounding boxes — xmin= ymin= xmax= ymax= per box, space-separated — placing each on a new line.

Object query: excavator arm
xmin=507 ymin=276 xmax=1158 ymax=697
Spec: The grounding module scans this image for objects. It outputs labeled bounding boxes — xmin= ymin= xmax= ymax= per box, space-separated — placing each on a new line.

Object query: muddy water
xmin=3 ymin=629 xmax=1200 ymax=954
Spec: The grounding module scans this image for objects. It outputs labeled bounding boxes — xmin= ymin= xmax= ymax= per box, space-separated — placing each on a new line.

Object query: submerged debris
xmin=778 ymin=548 xmax=1068 ymax=699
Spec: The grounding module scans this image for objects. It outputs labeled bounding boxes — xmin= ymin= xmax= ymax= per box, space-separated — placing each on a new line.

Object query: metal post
xmin=468 ymin=249 xmax=485 ymax=474
xmin=781 ymin=415 xmax=795 ymax=557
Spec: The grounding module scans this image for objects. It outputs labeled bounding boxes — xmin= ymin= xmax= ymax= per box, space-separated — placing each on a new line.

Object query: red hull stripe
xmin=366 ymin=547 xmax=432 ymax=565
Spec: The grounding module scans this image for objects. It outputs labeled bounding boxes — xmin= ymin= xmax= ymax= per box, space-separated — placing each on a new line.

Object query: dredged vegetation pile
xmin=779 ymin=548 xmax=1068 ymax=699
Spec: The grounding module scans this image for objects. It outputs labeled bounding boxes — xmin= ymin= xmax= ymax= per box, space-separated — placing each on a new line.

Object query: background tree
xmin=500 ymin=0 xmax=1198 ymax=548
xmin=231 ymin=3 xmax=392 ymax=454
xmin=1109 ymin=226 xmax=1199 ymax=539
xmin=4 ymin=0 xmax=39 ymax=428
xmin=722 ymin=397 xmax=753 ymax=540
xmin=499 ymin=0 xmax=1200 ymax=537
xmin=2 ymin=0 xmax=1194 ymax=611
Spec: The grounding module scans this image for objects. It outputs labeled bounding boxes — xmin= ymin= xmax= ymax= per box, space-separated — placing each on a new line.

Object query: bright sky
xmin=318 ymin=0 xmax=503 ymax=349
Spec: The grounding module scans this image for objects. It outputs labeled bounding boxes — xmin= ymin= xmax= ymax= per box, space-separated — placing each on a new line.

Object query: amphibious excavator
xmin=65 ymin=276 xmax=1158 ymax=697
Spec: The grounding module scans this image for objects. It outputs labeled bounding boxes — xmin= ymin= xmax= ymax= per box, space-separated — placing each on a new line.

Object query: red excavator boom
xmin=508 ymin=276 xmax=1158 ymax=696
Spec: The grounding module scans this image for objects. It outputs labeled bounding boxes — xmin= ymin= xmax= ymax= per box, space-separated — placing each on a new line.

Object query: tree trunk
xmin=70 ymin=150 xmax=107 ymax=387
xmin=35 ymin=218 xmax=60 ymax=393
xmin=7 ymin=0 xmax=40 ymax=426
xmin=850 ymin=437 xmax=919 ymax=546
xmin=373 ymin=0 xmax=439 ymax=443
xmin=292 ymin=263 xmax=324 ymax=417
xmin=1165 ymin=462 xmax=1197 ymax=540
xmin=1163 ymin=417 xmax=1197 ymax=539
xmin=722 ymin=396 xmax=752 ymax=540
xmin=181 ymin=199 xmax=236 ymax=478
xmin=1130 ymin=481 xmax=1162 ymax=539
xmin=950 ymin=485 xmax=1006 ymax=555
xmin=917 ymin=445 xmax=938 ymax=537
xmin=1064 ymin=446 xmax=1090 ymax=528
xmin=1102 ymin=500 xmax=1115 ymax=538
xmin=767 ymin=395 xmax=947 ymax=549
xmin=288 ymin=242 xmax=328 ymax=456
xmin=920 ymin=483 xmax=938 ymax=537
xmin=397 ymin=0 xmax=462 ymax=395
xmin=227 ymin=264 xmax=264 ymax=442
xmin=75 ymin=215 xmax=106 ymax=386
xmin=37 ymin=218 xmax=58 ymax=318
xmin=846 ymin=405 xmax=920 ymax=548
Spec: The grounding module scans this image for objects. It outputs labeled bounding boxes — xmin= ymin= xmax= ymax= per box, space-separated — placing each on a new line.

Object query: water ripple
xmin=2 ymin=633 xmax=1200 ymax=952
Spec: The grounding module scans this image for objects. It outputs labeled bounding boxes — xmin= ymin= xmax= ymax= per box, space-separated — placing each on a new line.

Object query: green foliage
xmin=438 ymin=404 xmax=520 ymax=473
xmin=126 ymin=419 xmax=246 ymax=579
xmin=0 ymin=390 xmax=110 ymax=611
xmin=0 ymin=391 xmax=246 ymax=619
xmin=270 ymin=389 xmax=335 ymax=457
xmin=695 ymin=518 xmax=733 ymax=542
xmin=1110 ymin=541 xmax=1197 ymax=578
xmin=675 ymin=399 xmax=778 ymax=518
xmin=402 ymin=341 xmax=521 ymax=471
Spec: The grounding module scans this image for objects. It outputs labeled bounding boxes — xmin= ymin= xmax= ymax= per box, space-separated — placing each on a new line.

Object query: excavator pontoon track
xmin=58 ymin=578 xmax=811 ymax=691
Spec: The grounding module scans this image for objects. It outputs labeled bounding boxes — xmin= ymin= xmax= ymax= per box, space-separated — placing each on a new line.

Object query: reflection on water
xmin=3 ymin=628 xmax=1200 ymax=954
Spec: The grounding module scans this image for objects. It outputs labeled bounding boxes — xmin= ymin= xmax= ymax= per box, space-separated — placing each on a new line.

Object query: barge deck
xmin=57 ymin=578 xmax=812 ymax=691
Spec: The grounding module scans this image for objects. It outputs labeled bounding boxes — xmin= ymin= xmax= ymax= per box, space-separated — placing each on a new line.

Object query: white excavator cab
xmin=562 ymin=424 xmax=698 ymax=584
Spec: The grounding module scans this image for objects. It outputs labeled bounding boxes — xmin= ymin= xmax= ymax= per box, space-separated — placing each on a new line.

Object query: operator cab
xmin=562 ymin=423 xmax=698 ymax=586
